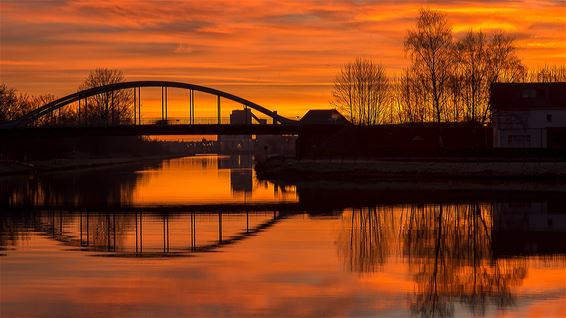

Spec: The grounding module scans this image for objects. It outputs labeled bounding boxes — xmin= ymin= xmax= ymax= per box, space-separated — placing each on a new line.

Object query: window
xmin=521 ymin=88 xmax=547 ymax=99
xmin=547 ymin=114 xmax=553 ymax=123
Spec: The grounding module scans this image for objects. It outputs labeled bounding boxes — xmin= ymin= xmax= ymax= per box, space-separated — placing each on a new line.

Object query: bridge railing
xmin=7 ymin=116 xmax=281 ymax=128
xmin=138 ymin=117 xmax=275 ymax=125
xmin=141 ymin=117 xmax=233 ymax=125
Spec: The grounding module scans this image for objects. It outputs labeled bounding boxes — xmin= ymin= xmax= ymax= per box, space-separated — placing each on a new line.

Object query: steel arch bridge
xmin=6 ymin=81 xmax=298 ymax=128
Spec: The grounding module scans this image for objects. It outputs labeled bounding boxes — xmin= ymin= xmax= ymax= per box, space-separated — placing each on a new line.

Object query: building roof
xmin=490 ymin=82 xmax=566 ymax=111
xmin=300 ymin=109 xmax=350 ymax=125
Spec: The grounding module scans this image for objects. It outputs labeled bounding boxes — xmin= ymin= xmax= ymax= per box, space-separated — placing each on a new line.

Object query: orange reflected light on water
xmin=2 ymin=211 xmax=566 ymax=317
xmin=130 ymin=156 xmax=297 ymax=205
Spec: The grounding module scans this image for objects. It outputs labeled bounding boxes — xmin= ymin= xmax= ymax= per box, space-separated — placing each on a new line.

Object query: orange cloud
xmin=1 ymin=0 xmax=564 ymax=117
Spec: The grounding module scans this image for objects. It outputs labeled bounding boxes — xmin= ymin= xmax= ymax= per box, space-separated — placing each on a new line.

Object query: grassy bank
xmin=255 ymin=157 xmax=566 ymax=181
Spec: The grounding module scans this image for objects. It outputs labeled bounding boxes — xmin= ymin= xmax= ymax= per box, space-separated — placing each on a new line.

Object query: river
xmin=1 ymin=155 xmax=565 ymax=317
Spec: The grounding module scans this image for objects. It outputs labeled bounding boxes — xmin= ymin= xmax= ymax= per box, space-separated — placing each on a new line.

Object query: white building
xmin=491 ymin=82 xmax=566 ymax=148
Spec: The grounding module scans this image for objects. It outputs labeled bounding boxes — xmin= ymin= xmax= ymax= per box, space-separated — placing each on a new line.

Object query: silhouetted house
xmin=491 ymin=82 xmax=566 ymax=148
xmin=299 ymin=109 xmax=350 ymax=125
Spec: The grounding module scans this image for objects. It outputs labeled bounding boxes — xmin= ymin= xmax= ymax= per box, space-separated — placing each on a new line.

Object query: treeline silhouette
xmin=332 ymin=9 xmax=566 ymax=126
xmin=0 ymin=69 xmax=176 ymax=160
xmin=0 ymin=68 xmax=133 ymax=126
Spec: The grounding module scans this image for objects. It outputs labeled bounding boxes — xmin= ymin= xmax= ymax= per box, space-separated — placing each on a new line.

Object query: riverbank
xmin=255 ymin=157 xmax=566 ymax=181
xmin=0 ymin=153 xmax=191 ymax=176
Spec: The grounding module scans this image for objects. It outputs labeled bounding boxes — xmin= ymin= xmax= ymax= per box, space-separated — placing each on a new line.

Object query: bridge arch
xmin=10 ymin=81 xmax=297 ymax=127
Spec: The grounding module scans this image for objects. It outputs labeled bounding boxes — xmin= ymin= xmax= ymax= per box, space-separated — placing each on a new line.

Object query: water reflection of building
xmin=230 ymin=170 xmax=253 ymax=194
xmin=492 ymin=200 xmax=566 ymax=257
xmin=217 ymin=155 xmax=254 ymax=194
xmin=217 ymin=155 xmax=253 ymax=170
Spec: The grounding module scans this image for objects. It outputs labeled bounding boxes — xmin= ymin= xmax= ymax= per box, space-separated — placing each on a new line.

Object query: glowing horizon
xmin=1 ymin=0 xmax=565 ymax=117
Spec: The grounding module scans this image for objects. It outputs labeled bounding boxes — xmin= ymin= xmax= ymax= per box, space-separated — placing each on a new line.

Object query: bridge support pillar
xmin=189 ymin=90 xmax=195 ymax=124
xmin=217 ymin=96 xmax=221 ymax=124
xmin=137 ymin=87 xmax=141 ymax=125
xmin=133 ymin=88 xmax=136 ymax=125
xmin=165 ymin=87 xmax=168 ymax=120
xmin=161 ymin=87 xmax=168 ymax=122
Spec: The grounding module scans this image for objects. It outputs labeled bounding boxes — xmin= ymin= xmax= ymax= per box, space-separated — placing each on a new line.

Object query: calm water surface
xmin=1 ymin=155 xmax=565 ymax=317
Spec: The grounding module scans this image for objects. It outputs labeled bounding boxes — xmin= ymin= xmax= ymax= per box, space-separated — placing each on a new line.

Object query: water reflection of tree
xmin=337 ymin=207 xmax=396 ymax=274
xmin=1 ymin=163 xmax=157 ymax=207
xmin=338 ymin=203 xmax=530 ymax=317
xmin=404 ymin=203 xmax=527 ymax=318
xmin=0 ymin=212 xmax=34 ymax=248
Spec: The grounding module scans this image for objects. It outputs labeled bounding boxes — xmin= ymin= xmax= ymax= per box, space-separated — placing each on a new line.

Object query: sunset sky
xmin=1 ymin=0 xmax=565 ymax=118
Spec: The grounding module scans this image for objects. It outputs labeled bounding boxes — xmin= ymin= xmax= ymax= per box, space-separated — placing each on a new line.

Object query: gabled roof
xmin=300 ymin=109 xmax=350 ymax=125
xmin=490 ymin=82 xmax=566 ymax=111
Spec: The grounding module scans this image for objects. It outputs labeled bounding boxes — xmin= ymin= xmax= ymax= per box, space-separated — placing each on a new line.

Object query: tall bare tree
xmin=79 ymin=68 xmax=133 ymax=125
xmin=332 ymin=58 xmax=390 ymax=125
xmin=30 ymin=94 xmax=61 ymax=126
xmin=394 ymin=69 xmax=431 ymax=123
xmin=0 ymin=84 xmax=22 ymax=122
xmin=0 ymin=84 xmax=63 ymax=125
xmin=453 ymin=30 xmax=524 ymax=124
xmin=405 ymin=9 xmax=453 ymax=123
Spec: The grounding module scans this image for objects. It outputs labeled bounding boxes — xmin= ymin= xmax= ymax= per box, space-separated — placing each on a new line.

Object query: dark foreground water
xmin=1 ymin=155 xmax=565 ymax=317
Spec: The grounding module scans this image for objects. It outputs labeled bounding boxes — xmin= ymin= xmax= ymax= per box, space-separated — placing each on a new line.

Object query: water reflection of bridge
xmin=34 ymin=210 xmax=284 ymax=257
xmin=2 ymin=200 xmax=566 ymax=317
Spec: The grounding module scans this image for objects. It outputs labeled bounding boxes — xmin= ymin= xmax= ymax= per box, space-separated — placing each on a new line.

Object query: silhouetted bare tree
xmin=394 ymin=70 xmax=430 ymax=123
xmin=332 ymin=58 xmax=390 ymax=125
xmin=79 ymin=68 xmax=133 ymax=125
xmin=0 ymin=84 xmax=31 ymax=121
xmin=405 ymin=9 xmax=453 ymax=123
xmin=453 ymin=30 xmax=524 ymax=123
xmin=526 ymin=65 xmax=566 ymax=82
xmin=28 ymin=93 xmax=62 ymax=126
xmin=404 ymin=204 xmax=527 ymax=318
